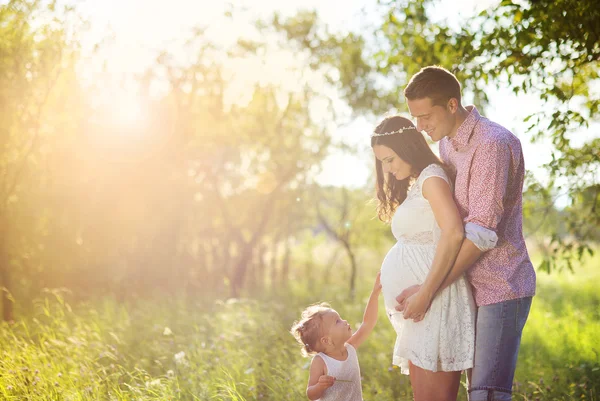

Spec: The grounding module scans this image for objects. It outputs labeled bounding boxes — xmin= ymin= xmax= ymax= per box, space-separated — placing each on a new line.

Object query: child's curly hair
xmin=290 ymin=302 xmax=332 ymax=357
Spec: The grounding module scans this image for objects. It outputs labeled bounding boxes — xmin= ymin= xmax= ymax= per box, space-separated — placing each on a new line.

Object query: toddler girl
xmin=290 ymin=273 xmax=381 ymax=401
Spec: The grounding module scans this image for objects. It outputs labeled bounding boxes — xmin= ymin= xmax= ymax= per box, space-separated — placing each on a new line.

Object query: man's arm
xmin=438 ymin=238 xmax=482 ymax=290
xmin=397 ymin=139 xmax=513 ymax=310
xmin=401 ymin=176 xmax=465 ymax=320
xmin=396 ymin=239 xmax=482 ymax=313
xmin=440 ymin=138 xmax=513 ymax=288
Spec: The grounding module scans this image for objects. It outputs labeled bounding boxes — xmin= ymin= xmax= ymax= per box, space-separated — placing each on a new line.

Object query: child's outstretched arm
xmin=306 ymin=355 xmax=335 ymax=400
xmin=347 ymin=271 xmax=381 ymax=349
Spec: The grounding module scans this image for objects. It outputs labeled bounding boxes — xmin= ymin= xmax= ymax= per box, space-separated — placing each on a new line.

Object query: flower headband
xmin=371 ymin=126 xmax=418 ymax=138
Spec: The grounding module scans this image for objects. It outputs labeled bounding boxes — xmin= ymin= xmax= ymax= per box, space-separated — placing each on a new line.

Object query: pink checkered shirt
xmin=440 ymin=106 xmax=536 ymax=306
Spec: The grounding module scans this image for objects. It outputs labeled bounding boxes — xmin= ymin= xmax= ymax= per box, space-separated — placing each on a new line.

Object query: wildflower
xmin=174 ymin=351 xmax=188 ymax=366
xmin=163 ymin=327 xmax=173 ymax=336
xmin=145 ymin=379 xmax=161 ymax=388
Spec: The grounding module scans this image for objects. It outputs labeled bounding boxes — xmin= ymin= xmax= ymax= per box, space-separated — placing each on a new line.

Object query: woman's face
xmin=373 ymin=144 xmax=413 ymax=181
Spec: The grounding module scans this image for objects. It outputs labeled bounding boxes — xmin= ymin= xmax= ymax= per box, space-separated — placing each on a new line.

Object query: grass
xmin=0 ymin=252 xmax=598 ymax=400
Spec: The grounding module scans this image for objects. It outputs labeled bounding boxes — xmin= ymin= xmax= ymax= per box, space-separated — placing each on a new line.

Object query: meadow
xmin=0 ymin=251 xmax=598 ymax=401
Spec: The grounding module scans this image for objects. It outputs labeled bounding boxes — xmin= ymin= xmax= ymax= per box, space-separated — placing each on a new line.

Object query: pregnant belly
xmin=380 ymin=243 xmax=434 ymax=313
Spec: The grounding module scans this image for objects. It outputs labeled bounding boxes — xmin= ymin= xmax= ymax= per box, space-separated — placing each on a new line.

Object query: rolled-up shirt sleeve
xmin=465 ymin=139 xmax=511 ymax=251
xmin=465 ymin=222 xmax=498 ymax=251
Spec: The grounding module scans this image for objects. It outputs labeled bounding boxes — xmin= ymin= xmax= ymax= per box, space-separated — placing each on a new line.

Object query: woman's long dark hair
xmin=371 ymin=115 xmax=453 ymax=222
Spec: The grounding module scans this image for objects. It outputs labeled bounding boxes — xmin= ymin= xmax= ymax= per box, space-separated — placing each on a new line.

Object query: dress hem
xmin=393 ymin=355 xmax=473 ymax=376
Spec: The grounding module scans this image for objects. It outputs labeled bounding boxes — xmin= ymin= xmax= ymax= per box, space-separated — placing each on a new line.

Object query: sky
xmin=72 ymin=0 xmax=561 ymax=193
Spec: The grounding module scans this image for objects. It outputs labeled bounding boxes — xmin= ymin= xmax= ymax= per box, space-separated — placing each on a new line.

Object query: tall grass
xmin=0 ymin=253 xmax=598 ymax=400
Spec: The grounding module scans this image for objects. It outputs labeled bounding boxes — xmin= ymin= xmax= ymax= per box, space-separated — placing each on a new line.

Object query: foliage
xmin=0 ymin=0 xmax=350 ymax=314
xmin=0 ymin=0 xmax=86 ymax=320
xmin=311 ymin=185 xmax=390 ymax=297
xmin=271 ymin=0 xmax=600 ymax=272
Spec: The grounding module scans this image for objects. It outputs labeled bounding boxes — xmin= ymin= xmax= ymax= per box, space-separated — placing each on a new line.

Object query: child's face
xmin=322 ymin=310 xmax=352 ymax=346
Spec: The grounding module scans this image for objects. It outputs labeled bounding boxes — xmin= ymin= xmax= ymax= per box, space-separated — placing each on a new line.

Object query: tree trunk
xmin=269 ymin=234 xmax=280 ymax=289
xmin=230 ymin=241 xmax=253 ymax=298
xmin=342 ymin=240 xmax=357 ymax=300
xmin=280 ymin=237 xmax=291 ymax=286
xmin=0 ymin=250 xmax=14 ymax=322
xmin=254 ymin=243 xmax=266 ymax=291
xmin=0 ymin=222 xmax=14 ymax=322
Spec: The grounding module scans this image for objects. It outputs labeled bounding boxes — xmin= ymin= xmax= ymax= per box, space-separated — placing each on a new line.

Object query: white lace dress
xmin=380 ymin=163 xmax=476 ymax=375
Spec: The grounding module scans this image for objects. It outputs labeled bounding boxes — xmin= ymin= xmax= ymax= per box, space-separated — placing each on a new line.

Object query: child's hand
xmin=373 ymin=271 xmax=382 ymax=292
xmin=317 ymin=375 xmax=336 ymax=389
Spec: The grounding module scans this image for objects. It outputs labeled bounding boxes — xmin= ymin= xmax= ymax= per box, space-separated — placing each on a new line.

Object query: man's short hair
xmin=404 ymin=66 xmax=462 ymax=106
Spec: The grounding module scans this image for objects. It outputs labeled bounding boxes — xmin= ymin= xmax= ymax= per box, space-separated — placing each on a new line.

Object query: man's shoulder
xmin=476 ymin=117 xmax=521 ymax=148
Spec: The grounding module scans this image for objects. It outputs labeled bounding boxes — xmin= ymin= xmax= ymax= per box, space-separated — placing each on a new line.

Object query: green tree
xmin=313 ymin=185 xmax=390 ymax=297
xmin=0 ymin=2 xmax=339 ymax=316
xmin=270 ymin=0 xmax=600 ymax=272
xmin=0 ymin=0 xmax=84 ymax=320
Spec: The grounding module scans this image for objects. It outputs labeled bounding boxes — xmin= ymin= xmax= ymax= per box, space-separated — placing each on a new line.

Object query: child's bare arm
xmin=347 ymin=272 xmax=381 ymax=349
xmin=306 ymin=355 xmax=335 ymax=400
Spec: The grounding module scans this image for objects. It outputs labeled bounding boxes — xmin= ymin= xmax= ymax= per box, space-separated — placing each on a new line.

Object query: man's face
xmin=407 ymin=97 xmax=456 ymax=142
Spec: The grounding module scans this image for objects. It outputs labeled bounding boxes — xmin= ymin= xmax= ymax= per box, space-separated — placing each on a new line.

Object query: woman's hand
xmin=402 ymin=290 xmax=432 ymax=322
xmin=395 ymin=284 xmax=421 ymax=312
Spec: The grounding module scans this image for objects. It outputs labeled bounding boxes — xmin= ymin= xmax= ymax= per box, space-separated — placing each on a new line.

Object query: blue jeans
xmin=468 ymin=297 xmax=532 ymax=401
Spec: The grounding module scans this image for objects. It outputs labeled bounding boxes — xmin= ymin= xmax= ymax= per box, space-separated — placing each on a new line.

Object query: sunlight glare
xmin=112 ymin=94 xmax=145 ymax=126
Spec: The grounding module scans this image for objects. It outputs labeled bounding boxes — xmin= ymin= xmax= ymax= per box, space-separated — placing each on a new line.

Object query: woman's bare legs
xmin=409 ymin=361 xmax=462 ymax=401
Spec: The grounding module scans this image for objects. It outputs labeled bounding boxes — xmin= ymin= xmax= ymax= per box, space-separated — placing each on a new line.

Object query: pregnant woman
xmin=371 ymin=115 xmax=476 ymax=401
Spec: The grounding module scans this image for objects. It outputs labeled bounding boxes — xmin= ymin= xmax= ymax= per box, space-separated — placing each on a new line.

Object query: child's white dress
xmin=315 ymin=343 xmax=362 ymax=401
xmin=380 ymin=164 xmax=476 ymax=374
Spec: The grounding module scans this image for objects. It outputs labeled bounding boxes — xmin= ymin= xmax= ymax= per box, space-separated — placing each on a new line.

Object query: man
xmin=397 ymin=66 xmax=536 ymax=401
